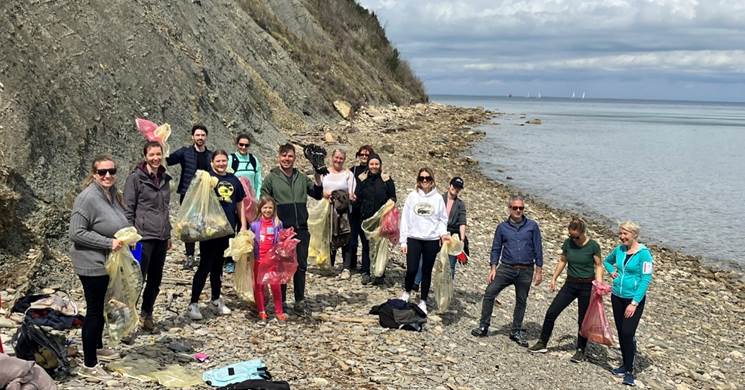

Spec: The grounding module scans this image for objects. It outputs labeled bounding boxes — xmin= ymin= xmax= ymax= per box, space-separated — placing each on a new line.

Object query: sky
xmin=358 ymin=0 xmax=745 ymax=102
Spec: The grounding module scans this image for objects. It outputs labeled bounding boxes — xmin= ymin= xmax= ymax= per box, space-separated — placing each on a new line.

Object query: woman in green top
xmin=529 ymin=217 xmax=604 ymax=362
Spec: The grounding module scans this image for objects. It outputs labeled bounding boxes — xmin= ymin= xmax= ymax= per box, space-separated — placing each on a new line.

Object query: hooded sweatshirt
xmin=603 ymin=244 xmax=654 ymax=303
xmin=399 ymin=188 xmax=448 ymax=245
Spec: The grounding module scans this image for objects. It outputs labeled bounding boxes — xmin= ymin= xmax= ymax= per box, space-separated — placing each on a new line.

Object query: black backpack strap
xmin=231 ymin=153 xmax=240 ymax=172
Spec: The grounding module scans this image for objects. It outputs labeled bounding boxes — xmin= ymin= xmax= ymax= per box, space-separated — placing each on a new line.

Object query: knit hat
xmin=367 ymin=153 xmax=382 ymax=164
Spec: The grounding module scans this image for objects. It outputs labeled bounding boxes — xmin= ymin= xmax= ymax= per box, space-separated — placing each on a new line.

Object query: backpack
xmin=12 ymin=316 xmax=71 ymax=379
xmin=231 ymin=153 xmax=257 ymax=173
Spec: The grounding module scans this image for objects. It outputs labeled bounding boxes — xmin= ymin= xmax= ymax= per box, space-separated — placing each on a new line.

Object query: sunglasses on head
xmin=238 ymin=142 xmax=249 ymax=147
xmin=511 ymin=206 xmax=525 ymax=211
xmin=96 ymin=168 xmax=117 ymax=176
xmin=417 ymin=176 xmax=433 ymax=182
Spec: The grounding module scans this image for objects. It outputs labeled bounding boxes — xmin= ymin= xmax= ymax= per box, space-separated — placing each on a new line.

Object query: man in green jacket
xmin=261 ymin=143 xmax=323 ymax=315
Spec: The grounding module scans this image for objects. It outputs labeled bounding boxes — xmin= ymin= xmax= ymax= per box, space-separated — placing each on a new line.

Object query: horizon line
xmin=429 ymin=93 xmax=745 ymax=105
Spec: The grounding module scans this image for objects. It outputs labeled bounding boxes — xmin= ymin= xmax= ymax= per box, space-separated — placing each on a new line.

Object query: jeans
xmin=477 ymin=264 xmax=534 ymax=331
xmin=538 ymin=281 xmax=592 ymax=350
xmin=79 ymin=274 xmax=109 ymax=367
xmin=415 ymin=255 xmax=457 ymax=284
xmin=282 ymin=228 xmax=309 ymax=303
xmin=611 ymin=295 xmax=646 ymax=373
xmin=139 ymin=239 xmax=168 ymax=316
xmin=190 ymin=236 xmax=230 ymax=303
xmin=404 ymin=238 xmax=439 ymax=301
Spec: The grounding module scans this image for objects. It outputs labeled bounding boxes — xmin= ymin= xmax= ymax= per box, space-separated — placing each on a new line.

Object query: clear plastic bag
xmin=362 ymin=200 xmax=396 ymax=277
xmin=238 ymin=176 xmax=258 ymax=223
xmin=224 ymin=230 xmax=256 ymax=304
xmin=308 ymin=199 xmax=332 ymax=268
xmin=580 ymin=280 xmax=615 ymax=346
xmin=173 ymin=170 xmax=234 ymax=242
xmin=432 ymin=234 xmax=464 ymax=313
xmin=258 ymin=227 xmax=300 ymax=285
xmin=108 ymin=356 xmax=203 ymax=388
xmin=104 ymin=227 xmax=143 ymax=343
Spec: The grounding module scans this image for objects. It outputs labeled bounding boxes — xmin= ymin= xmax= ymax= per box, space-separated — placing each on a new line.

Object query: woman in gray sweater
xmin=69 ymin=154 xmax=129 ymax=380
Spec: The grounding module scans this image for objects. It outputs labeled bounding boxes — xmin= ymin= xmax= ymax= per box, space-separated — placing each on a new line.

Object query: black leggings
xmin=139 ymin=239 xmax=168 ymax=316
xmin=79 ymin=274 xmax=109 ymax=367
xmin=611 ymin=295 xmax=646 ymax=373
xmin=190 ymin=236 xmax=231 ymax=303
xmin=538 ymin=281 xmax=592 ymax=350
xmin=404 ymin=238 xmax=440 ymax=301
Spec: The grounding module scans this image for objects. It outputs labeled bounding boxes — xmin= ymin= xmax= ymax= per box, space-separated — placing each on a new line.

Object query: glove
xmin=456 ymin=251 xmax=468 ymax=265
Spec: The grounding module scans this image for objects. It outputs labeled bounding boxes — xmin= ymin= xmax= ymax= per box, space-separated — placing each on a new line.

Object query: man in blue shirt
xmin=471 ymin=195 xmax=543 ymax=347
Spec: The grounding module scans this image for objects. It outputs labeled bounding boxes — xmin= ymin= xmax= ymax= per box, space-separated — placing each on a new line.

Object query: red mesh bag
xmin=580 ymin=280 xmax=615 ymax=346
xmin=238 ymin=177 xmax=258 ymax=223
xmin=379 ymin=207 xmax=400 ymax=243
xmin=257 ymin=228 xmax=299 ymax=285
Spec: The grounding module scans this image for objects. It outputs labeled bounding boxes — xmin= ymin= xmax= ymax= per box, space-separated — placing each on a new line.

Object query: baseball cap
xmin=450 ymin=177 xmax=464 ymax=189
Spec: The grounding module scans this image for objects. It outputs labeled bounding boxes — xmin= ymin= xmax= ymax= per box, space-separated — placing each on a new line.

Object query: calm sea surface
xmin=432 ymin=95 xmax=745 ymax=268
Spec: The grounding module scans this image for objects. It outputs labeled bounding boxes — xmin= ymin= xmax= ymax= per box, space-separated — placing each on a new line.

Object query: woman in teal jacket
xmin=604 ymin=221 xmax=653 ymax=386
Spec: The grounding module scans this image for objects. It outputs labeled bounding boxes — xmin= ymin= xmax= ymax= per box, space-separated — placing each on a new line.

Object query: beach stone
xmin=333 ymin=100 xmax=353 ymax=119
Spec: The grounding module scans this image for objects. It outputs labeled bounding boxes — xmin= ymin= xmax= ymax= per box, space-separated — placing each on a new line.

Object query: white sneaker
xmin=417 ymin=300 xmax=428 ymax=315
xmin=188 ymin=303 xmax=203 ymax=320
xmin=400 ymin=291 xmax=410 ymax=302
xmin=212 ymin=298 xmax=232 ymax=315
xmin=77 ymin=364 xmax=113 ymax=381
xmin=339 ymin=269 xmax=351 ymax=280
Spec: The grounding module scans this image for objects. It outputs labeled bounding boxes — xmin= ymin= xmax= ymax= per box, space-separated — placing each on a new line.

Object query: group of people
xmin=69 ymin=124 xmax=653 ymax=386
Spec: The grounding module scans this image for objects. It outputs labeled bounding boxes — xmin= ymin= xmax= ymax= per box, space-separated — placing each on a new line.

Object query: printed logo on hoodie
xmin=414 ymin=201 xmax=434 ymax=216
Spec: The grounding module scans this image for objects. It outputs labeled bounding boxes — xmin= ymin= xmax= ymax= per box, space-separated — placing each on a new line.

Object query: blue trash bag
xmin=130 ymin=242 xmax=143 ymax=264
xmin=202 ymin=359 xmax=270 ymax=387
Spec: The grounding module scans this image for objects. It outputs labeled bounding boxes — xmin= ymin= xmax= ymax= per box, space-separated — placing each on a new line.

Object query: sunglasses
xmin=96 ymin=168 xmax=117 ymax=176
xmin=358 ymin=153 xmax=369 ymax=157
xmin=417 ymin=176 xmax=433 ymax=182
xmin=511 ymin=206 xmax=525 ymax=211
xmin=570 ymin=235 xmax=581 ymax=240
xmin=238 ymin=143 xmax=250 ymax=147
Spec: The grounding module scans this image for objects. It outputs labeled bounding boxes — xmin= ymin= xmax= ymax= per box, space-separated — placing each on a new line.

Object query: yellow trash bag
xmin=108 ymin=356 xmax=203 ymax=388
xmin=173 ymin=170 xmax=234 ymax=242
xmin=104 ymin=227 xmax=143 ymax=343
xmin=224 ymin=230 xmax=256 ymax=304
xmin=432 ymin=234 xmax=464 ymax=313
xmin=154 ymin=123 xmax=172 ymax=157
xmin=308 ymin=199 xmax=332 ymax=268
xmin=362 ymin=200 xmax=396 ymax=277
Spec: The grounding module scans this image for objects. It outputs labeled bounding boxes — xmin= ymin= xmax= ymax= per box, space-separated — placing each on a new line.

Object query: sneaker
xmin=471 ymin=326 xmax=488 ymax=337
xmin=142 ymin=315 xmax=156 ymax=333
xmin=528 ymin=340 xmax=548 ymax=353
xmin=361 ymin=274 xmax=372 ymax=285
xmin=622 ymin=372 xmax=635 ymax=386
xmin=400 ymin=291 xmax=410 ymax=302
xmin=78 ymin=364 xmax=113 ymax=381
xmin=258 ymin=311 xmax=268 ymax=321
xmin=96 ymin=348 xmax=119 ymax=361
xmin=570 ymin=349 xmax=585 ymax=362
xmin=183 ymin=255 xmax=195 ymax=270
xmin=509 ymin=331 xmax=529 ymax=347
xmin=276 ymin=312 xmax=287 ymax=321
xmin=339 ymin=269 xmax=351 ymax=280
xmin=412 ymin=283 xmax=420 ymax=292
xmin=611 ymin=367 xmax=627 ymax=377
xmin=293 ymin=300 xmax=308 ymax=316
xmin=188 ymin=303 xmax=203 ymax=320
xmin=417 ymin=300 xmax=428 ymax=315
xmin=372 ymin=276 xmax=385 ymax=286
xmin=211 ymin=298 xmax=232 ymax=315
xmin=225 ymin=261 xmax=235 ymax=274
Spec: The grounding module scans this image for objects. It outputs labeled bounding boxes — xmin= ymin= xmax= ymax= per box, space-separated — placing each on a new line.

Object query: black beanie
xmin=368 ymin=153 xmax=382 ymax=164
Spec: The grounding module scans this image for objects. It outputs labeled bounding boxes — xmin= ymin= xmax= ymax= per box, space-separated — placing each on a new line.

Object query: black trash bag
xmin=218 ymin=379 xmax=291 ymax=390
xmin=12 ymin=317 xmax=71 ymax=379
xmin=303 ymin=144 xmax=328 ymax=175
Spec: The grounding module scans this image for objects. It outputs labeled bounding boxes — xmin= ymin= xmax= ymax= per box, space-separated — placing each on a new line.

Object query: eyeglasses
xmin=510 ymin=206 xmax=525 ymax=211
xmin=417 ymin=176 xmax=433 ymax=182
xmin=238 ymin=143 xmax=249 ymax=147
xmin=96 ymin=168 xmax=117 ymax=176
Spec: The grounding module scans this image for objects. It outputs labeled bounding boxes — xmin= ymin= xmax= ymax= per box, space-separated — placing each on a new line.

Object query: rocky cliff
xmin=0 ymin=0 xmax=426 ymax=287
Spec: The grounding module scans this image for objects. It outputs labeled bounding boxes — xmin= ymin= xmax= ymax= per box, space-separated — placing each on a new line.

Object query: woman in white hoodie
xmin=399 ymin=167 xmax=449 ymax=314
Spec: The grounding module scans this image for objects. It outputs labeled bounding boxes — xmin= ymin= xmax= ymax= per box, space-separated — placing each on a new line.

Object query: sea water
xmin=433 ymin=95 xmax=745 ymax=268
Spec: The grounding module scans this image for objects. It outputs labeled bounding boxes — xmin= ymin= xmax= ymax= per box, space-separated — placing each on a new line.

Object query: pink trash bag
xmin=380 ymin=207 xmax=400 ymax=243
xmin=257 ymin=228 xmax=300 ymax=285
xmin=135 ymin=118 xmax=158 ymax=141
xmin=580 ymin=280 xmax=615 ymax=346
xmin=238 ymin=177 xmax=258 ymax=223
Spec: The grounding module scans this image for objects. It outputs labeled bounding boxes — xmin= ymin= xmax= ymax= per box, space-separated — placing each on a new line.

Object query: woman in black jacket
xmin=354 ymin=153 xmax=396 ymax=285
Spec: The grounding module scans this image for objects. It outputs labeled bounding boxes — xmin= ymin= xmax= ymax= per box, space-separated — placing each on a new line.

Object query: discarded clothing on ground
xmin=203 ymin=359 xmax=271 ymax=387
xmin=369 ymin=299 xmax=427 ymax=332
xmin=0 ymin=352 xmax=57 ymax=390
xmin=217 ymin=379 xmax=291 ymax=390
